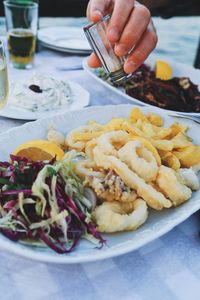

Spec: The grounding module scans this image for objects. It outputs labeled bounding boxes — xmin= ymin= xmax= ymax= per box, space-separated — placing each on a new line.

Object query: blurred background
xmin=0 ymin=0 xmax=199 ymax=67
xmin=0 ymin=0 xmax=199 ymax=17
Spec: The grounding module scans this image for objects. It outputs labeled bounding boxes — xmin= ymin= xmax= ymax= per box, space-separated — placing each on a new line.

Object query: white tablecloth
xmin=1 ymin=37 xmax=200 ymax=300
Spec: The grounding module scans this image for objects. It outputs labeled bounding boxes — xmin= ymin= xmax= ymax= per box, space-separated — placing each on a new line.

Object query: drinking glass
xmin=4 ymin=0 xmax=38 ymax=69
xmin=0 ymin=41 xmax=9 ymax=109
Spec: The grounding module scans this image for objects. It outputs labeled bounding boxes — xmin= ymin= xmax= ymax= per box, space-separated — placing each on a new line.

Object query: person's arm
xmin=87 ymin=0 xmax=158 ymax=74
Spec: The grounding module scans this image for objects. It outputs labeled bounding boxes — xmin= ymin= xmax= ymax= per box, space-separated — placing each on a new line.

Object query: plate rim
xmin=82 ymin=57 xmax=200 ymax=117
xmin=38 ymin=26 xmax=91 ymax=54
xmin=0 ymin=104 xmax=200 ymax=264
xmin=0 ymin=80 xmax=90 ymax=120
xmin=39 ymin=41 xmax=91 ymax=54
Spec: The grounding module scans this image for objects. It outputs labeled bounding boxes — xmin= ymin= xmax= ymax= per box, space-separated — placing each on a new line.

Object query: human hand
xmin=86 ymin=0 xmax=157 ymax=74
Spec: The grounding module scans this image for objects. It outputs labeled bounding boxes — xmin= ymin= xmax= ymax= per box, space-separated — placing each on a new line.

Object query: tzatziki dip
xmin=10 ymin=74 xmax=73 ymax=112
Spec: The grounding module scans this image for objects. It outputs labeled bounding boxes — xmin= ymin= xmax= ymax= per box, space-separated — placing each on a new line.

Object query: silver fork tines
xmin=168 ymin=114 xmax=200 ymax=125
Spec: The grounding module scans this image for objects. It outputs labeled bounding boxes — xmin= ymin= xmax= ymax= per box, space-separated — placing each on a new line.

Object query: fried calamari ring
xmin=65 ymin=126 xmax=89 ymax=151
xmin=118 ymin=141 xmax=158 ymax=182
xmin=96 ymin=130 xmax=129 ymax=156
xmin=156 ymin=165 xmax=192 ymax=206
xmin=85 ymin=139 xmax=98 ymax=160
xmin=66 ymin=123 xmax=103 ymax=151
xmin=93 ymin=146 xmax=172 ymax=210
xmin=75 ymin=159 xmax=104 ymax=179
xmin=93 ymin=199 xmax=148 ymax=232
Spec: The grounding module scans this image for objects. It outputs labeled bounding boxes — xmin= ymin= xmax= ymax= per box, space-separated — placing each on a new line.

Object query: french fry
xmin=166 ymin=123 xmax=188 ymax=139
xmin=87 ymin=120 xmax=104 ymax=130
xmin=124 ymin=121 xmax=145 ymax=137
xmin=151 ymin=139 xmax=174 ymax=151
xmin=141 ymin=122 xmax=156 ymax=137
xmin=135 ymin=119 xmax=143 ymax=130
xmin=158 ymin=150 xmax=170 ymax=159
xmin=162 ymin=153 xmax=181 ymax=170
xmin=171 ymin=132 xmax=192 ymax=149
xmin=129 ymin=107 xmax=147 ymax=123
xmin=173 ymin=145 xmax=200 ymax=167
xmin=105 ymin=118 xmax=126 ymax=131
xmin=71 ymin=131 xmax=103 ymax=141
xmin=146 ymin=113 xmax=164 ymax=126
xmin=154 ymin=127 xmax=172 ymax=139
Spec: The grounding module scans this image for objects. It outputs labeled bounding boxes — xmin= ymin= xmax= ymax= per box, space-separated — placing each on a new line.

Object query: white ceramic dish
xmin=0 ymin=104 xmax=200 ymax=264
xmin=82 ymin=56 xmax=200 ymax=117
xmin=0 ymin=80 xmax=90 ymax=120
xmin=38 ymin=27 xmax=91 ymax=54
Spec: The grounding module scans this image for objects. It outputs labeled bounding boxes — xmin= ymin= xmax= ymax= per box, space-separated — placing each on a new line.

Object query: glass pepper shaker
xmin=84 ymin=14 xmax=132 ymax=84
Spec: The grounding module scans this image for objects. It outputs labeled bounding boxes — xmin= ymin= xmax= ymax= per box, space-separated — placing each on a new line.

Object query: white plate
xmin=0 ymin=104 xmax=200 ymax=264
xmin=0 ymin=80 xmax=90 ymax=120
xmin=83 ymin=56 xmax=200 ymax=117
xmin=38 ymin=27 xmax=91 ymax=54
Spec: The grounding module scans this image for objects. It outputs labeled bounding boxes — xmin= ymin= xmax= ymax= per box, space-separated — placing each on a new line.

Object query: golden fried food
xmin=93 ymin=146 xmax=171 ymax=210
xmin=65 ymin=123 xmax=103 ymax=151
xmin=159 ymin=151 xmax=181 ymax=170
xmin=86 ymin=170 xmax=137 ymax=203
xmin=129 ymin=107 xmax=148 ymax=123
xmin=173 ymin=145 xmax=200 ymax=167
xmin=146 ymin=113 xmax=163 ymax=126
xmin=166 ymin=123 xmax=188 ymax=139
xmin=93 ymin=199 xmax=148 ymax=232
xmin=85 ymin=138 xmax=98 ymax=160
xmin=118 ymin=141 xmax=158 ymax=182
xmin=59 ymin=107 xmax=200 ymax=234
xmin=129 ymin=136 xmax=161 ymax=165
xmin=151 ymin=139 xmax=174 ymax=151
xmin=171 ymin=133 xmax=192 ymax=149
xmin=96 ymin=130 xmax=129 ymax=156
xmin=156 ymin=165 xmax=192 ymax=206
xmin=75 ymin=159 xmax=105 ymax=179
xmin=105 ymin=118 xmax=126 ymax=131
xmin=65 ymin=125 xmax=90 ymax=151
xmin=141 ymin=122 xmax=156 ymax=137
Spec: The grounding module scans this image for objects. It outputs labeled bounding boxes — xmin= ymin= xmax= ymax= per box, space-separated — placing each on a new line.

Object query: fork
xmin=56 ymin=65 xmax=83 ymax=71
xmin=168 ymin=114 xmax=200 ymax=124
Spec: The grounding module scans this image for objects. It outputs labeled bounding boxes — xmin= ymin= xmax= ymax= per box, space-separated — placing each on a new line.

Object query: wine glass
xmin=0 ymin=40 xmax=9 ymax=109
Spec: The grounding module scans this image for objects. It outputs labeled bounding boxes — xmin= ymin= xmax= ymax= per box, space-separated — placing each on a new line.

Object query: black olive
xmin=29 ymin=84 xmax=43 ymax=93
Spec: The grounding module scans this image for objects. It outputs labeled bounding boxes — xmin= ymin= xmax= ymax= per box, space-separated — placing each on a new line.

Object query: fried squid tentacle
xmin=93 ymin=146 xmax=172 ymax=210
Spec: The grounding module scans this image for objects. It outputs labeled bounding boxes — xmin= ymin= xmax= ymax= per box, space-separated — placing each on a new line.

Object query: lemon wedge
xmin=155 ymin=59 xmax=172 ymax=80
xmin=13 ymin=140 xmax=64 ymax=161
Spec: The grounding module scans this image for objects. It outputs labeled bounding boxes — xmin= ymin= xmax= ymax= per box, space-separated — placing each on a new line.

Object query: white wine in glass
xmin=0 ymin=41 xmax=9 ymax=109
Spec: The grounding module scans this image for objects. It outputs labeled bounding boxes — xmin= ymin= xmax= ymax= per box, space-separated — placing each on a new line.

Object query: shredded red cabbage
xmin=0 ymin=155 xmax=104 ymax=254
